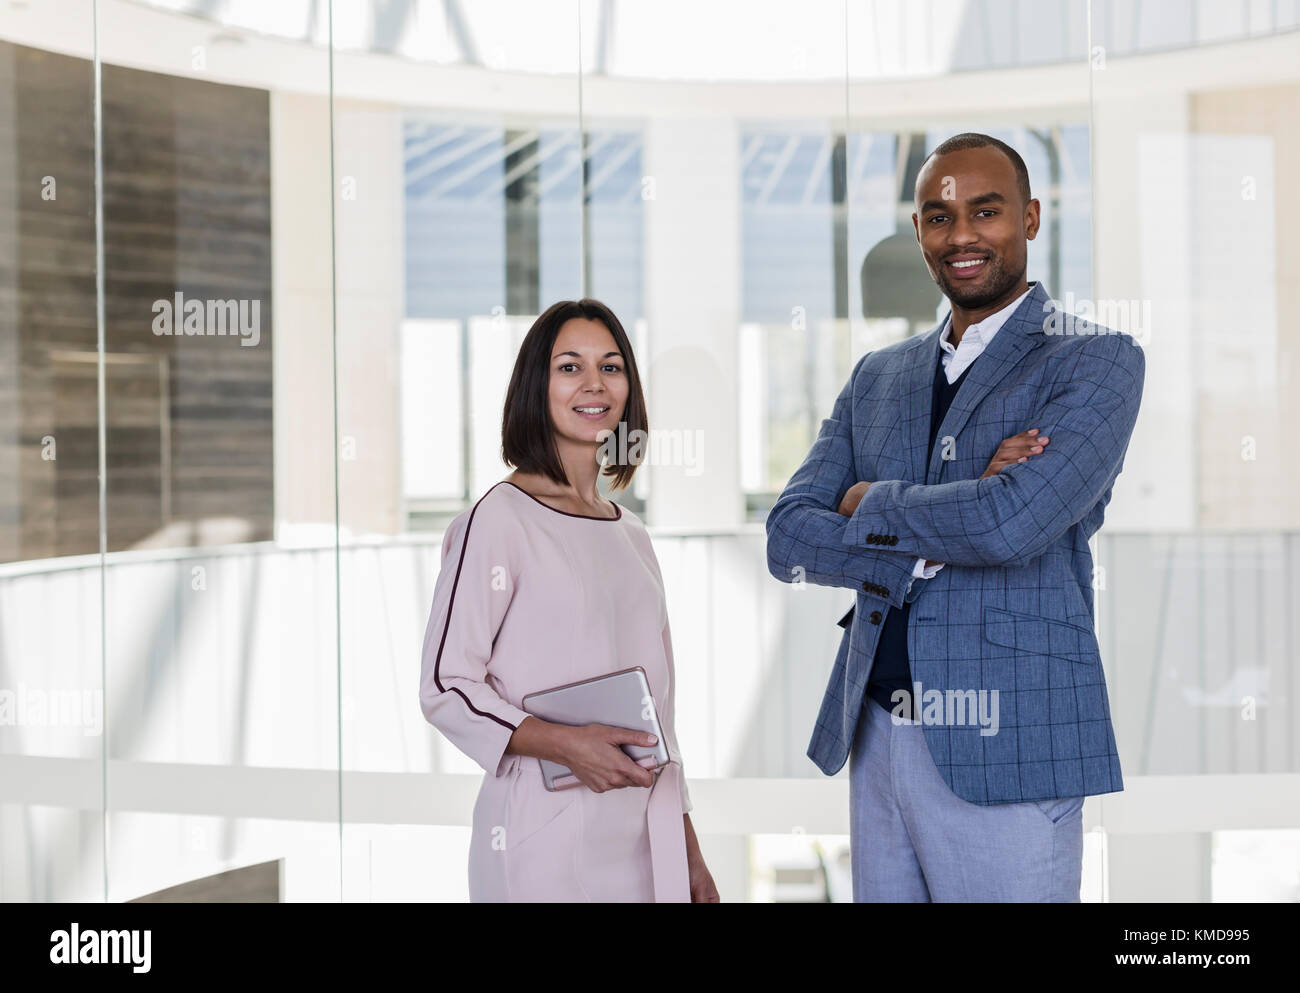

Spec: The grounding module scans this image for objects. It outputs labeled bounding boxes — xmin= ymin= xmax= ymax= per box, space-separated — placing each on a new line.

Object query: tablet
xmin=521 ymin=666 xmax=670 ymax=791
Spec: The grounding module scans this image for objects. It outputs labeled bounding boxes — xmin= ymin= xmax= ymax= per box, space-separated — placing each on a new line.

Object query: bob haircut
xmin=501 ymin=298 xmax=648 ymax=493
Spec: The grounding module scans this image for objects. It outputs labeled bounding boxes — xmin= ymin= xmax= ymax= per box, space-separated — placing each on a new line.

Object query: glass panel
xmin=332 ymin=0 xmax=584 ymax=901
xmin=1088 ymin=0 xmax=1299 ymax=899
xmin=576 ymin=0 xmax=851 ymax=902
xmin=92 ymin=0 xmax=340 ymax=902
xmin=0 ymin=0 xmax=103 ymax=902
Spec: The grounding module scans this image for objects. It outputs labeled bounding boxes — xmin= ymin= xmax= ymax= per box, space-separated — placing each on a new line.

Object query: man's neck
xmin=947 ymin=279 xmax=1030 ymax=347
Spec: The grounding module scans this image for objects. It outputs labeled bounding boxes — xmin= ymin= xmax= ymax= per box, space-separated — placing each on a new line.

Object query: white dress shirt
xmin=906 ymin=284 xmax=1035 ymax=587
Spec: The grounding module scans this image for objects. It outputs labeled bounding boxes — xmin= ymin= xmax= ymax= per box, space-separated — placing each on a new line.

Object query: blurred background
xmin=1 ymin=0 xmax=1298 ymax=902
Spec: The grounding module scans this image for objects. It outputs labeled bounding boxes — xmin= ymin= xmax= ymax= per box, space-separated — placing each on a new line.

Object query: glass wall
xmin=1 ymin=0 xmax=1297 ymax=902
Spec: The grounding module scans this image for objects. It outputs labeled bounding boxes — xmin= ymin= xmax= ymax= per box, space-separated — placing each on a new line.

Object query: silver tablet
xmin=521 ymin=666 xmax=670 ymax=791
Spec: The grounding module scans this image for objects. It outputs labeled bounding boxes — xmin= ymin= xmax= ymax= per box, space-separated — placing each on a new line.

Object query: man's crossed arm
xmin=839 ymin=334 xmax=1144 ymax=570
xmin=767 ymin=333 xmax=1144 ymax=591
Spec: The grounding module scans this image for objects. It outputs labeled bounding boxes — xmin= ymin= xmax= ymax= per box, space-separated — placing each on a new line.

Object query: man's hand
xmin=981 ymin=428 xmax=1050 ymax=479
xmin=837 ymin=481 xmax=871 ymax=517
xmin=837 ymin=428 xmax=1049 ymax=561
xmin=843 ymin=426 xmax=1051 ymax=515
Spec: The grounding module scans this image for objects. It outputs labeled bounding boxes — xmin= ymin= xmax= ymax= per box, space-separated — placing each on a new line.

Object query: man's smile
xmin=945 ymin=254 xmax=990 ymax=279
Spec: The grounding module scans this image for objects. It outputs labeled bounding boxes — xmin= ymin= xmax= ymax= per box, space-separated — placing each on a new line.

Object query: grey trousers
xmin=848 ymin=696 xmax=1084 ymax=902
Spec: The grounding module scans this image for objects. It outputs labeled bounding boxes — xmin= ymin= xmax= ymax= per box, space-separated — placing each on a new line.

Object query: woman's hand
xmin=684 ymin=814 xmax=720 ymax=902
xmin=981 ymin=428 xmax=1049 ymax=479
xmin=553 ymin=723 xmax=659 ymax=793
xmin=837 ymin=480 xmax=871 ymax=517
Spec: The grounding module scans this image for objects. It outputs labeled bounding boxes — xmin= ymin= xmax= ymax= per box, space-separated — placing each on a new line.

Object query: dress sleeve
xmin=419 ymin=497 xmax=531 ymax=777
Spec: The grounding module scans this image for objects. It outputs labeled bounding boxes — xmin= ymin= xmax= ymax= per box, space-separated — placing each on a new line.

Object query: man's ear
xmin=912 ymin=211 xmax=921 ymax=244
xmin=1024 ymin=198 xmax=1041 ymax=241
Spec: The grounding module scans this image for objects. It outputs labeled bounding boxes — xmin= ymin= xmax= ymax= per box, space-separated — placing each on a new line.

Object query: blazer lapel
xmin=924 ymin=282 xmax=1051 ymax=484
xmin=896 ymin=322 xmax=946 ymax=484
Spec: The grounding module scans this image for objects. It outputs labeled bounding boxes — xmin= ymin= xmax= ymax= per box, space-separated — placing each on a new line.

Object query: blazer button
xmin=888 ymin=535 xmax=898 ymax=545
xmin=869 ymin=610 xmax=882 ymax=624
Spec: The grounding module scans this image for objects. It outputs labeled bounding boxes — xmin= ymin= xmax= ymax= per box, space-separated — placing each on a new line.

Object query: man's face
xmin=912 ymin=146 xmax=1039 ymax=310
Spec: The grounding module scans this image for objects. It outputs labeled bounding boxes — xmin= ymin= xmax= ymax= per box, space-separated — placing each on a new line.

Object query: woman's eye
xmin=603 ymin=364 xmax=623 ymax=373
xmin=558 ymin=363 xmax=578 ymax=372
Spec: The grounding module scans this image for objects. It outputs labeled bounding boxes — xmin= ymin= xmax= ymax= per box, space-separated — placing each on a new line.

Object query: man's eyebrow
xmin=919 ymin=191 xmax=1008 ymax=213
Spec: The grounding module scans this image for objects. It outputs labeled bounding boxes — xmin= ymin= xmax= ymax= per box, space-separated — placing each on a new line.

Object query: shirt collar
xmin=939 ymin=283 xmax=1035 ymax=354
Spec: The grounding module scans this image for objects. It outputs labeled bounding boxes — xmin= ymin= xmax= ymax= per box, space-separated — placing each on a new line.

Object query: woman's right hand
xmin=552 ymin=723 xmax=659 ymax=793
xmin=981 ymin=428 xmax=1049 ymax=479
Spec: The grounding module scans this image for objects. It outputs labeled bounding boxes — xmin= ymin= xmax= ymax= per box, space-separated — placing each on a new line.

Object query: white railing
xmin=2 ymin=529 xmax=1297 ymax=900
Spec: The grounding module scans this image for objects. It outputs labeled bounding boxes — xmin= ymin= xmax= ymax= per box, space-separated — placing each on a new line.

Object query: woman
xmin=419 ymin=298 xmax=718 ymax=903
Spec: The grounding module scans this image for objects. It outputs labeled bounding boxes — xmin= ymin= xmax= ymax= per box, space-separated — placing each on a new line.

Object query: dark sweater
xmin=865 ymin=352 xmax=976 ymax=717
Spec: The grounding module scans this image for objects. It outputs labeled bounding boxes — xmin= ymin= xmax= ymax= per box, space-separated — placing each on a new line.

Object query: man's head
xmin=912 ymin=133 xmax=1039 ymax=312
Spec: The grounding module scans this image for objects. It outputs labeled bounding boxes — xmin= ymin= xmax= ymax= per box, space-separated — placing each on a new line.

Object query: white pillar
xmin=271 ymin=91 xmax=336 ymax=541
xmin=333 ymin=101 xmax=404 ymax=537
xmin=271 ymin=94 xmax=404 ymax=540
xmin=642 ymin=118 xmax=743 ymax=529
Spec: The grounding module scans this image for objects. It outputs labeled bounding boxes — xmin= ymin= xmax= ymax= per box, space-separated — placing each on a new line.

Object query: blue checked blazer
xmin=765 ymin=281 xmax=1145 ymax=805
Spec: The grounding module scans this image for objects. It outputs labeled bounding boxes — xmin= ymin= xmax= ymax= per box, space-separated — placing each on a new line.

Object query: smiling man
xmin=765 ymin=133 xmax=1146 ymax=902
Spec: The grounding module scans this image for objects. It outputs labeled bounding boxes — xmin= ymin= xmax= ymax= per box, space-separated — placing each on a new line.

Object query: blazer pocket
xmin=982 ymin=606 xmax=1099 ymax=665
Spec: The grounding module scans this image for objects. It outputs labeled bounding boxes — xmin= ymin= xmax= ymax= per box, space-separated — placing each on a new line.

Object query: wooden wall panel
xmin=0 ymin=41 xmax=275 ymax=563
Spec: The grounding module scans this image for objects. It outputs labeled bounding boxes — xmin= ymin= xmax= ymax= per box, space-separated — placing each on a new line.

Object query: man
xmin=765 ymin=133 xmax=1145 ymax=902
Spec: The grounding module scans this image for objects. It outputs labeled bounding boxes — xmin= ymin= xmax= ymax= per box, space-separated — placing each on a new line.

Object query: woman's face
xmin=548 ymin=317 xmax=629 ymax=448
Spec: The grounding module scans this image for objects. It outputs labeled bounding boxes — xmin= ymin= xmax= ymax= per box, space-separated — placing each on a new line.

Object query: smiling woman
xmin=419 ymin=298 xmax=719 ymax=902
xmin=501 ymin=299 xmax=649 ymax=503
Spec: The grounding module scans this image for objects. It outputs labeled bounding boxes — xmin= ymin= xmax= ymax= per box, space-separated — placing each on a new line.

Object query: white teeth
xmin=575 ymin=407 xmax=607 ymax=414
xmin=951 ymin=259 xmax=985 ymax=268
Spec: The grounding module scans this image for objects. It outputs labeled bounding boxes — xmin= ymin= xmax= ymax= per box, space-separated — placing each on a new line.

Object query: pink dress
xmin=419 ymin=479 xmax=693 ymax=902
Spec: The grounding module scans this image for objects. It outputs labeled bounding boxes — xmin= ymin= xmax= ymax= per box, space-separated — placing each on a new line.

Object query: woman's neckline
xmin=498 ymin=480 xmax=622 ymax=521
